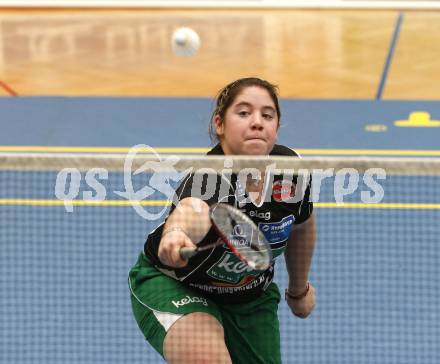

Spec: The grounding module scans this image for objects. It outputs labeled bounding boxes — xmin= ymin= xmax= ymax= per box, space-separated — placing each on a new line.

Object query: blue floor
xmin=1 ymin=97 xmax=440 ymax=152
xmin=1 ymin=170 xmax=439 ymax=363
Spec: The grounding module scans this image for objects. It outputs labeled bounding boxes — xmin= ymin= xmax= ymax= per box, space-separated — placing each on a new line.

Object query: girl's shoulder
xmin=270 ymin=144 xmax=300 ymax=157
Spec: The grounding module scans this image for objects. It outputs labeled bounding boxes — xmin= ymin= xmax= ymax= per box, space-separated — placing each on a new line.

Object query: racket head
xmin=209 ymin=203 xmax=273 ymax=271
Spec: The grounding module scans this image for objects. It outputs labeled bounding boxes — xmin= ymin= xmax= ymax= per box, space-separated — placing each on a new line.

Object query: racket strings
xmin=211 ymin=204 xmax=272 ymax=270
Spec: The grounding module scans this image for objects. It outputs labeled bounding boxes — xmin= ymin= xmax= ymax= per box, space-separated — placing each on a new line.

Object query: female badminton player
xmin=128 ymin=77 xmax=316 ymax=363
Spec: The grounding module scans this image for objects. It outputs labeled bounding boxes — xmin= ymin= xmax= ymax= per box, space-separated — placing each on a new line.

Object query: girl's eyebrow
xmin=234 ymin=101 xmax=276 ymax=112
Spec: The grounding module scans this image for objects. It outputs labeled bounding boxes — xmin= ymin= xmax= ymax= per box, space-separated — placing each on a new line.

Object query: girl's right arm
xmin=158 ymin=197 xmax=211 ymax=267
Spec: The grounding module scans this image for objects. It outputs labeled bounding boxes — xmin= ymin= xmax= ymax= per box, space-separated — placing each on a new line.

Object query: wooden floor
xmin=0 ymin=9 xmax=439 ymax=99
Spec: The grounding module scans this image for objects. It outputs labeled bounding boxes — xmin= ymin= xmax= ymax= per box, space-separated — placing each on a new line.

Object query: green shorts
xmin=128 ymin=252 xmax=282 ymax=364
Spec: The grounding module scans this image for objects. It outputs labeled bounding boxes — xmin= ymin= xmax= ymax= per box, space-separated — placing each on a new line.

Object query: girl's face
xmin=214 ymin=86 xmax=279 ymax=155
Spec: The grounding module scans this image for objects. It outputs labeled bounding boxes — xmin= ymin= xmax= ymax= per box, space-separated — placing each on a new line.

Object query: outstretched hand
xmin=285 ymin=282 xmax=316 ymax=319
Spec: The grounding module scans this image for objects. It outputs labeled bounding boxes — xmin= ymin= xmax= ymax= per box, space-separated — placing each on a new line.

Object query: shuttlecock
xmin=171 ymin=27 xmax=201 ymax=57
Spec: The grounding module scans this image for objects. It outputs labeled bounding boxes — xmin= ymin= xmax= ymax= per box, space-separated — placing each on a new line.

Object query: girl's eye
xmin=238 ymin=111 xmax=249 ymax=117
xmin=263 ymin=113 xmax=274 ymax=120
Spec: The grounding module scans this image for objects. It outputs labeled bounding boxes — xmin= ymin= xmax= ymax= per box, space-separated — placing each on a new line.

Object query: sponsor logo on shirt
xmin=249 ymin=210 xmax=271 ymax=220
xmin=258 ymin=215 xmax=295 ymax=244
xmin=206 ymin=251 xmax=259 ymax=284
xmin=272 ymin=179 xmax=296 ymax=202
xmin=171 ymin=295 xmax=208 ymax=308
xmin=227 ymin=224 xmax=250 ymax=249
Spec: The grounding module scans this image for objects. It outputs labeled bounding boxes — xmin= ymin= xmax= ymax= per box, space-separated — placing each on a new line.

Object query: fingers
xmin=158 ymin=230 xmax=196 ymax=268
xmin=286 ymin=283 xmax=316 ymax=319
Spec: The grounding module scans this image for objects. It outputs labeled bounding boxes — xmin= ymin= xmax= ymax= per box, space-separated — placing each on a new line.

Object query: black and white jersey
xmin=144 ymin=144 xmax=313 ymax=304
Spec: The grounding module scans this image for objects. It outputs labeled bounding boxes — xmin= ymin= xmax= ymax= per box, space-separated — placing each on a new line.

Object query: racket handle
xmin=180 ymin=247 xmax=197 ymax=260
